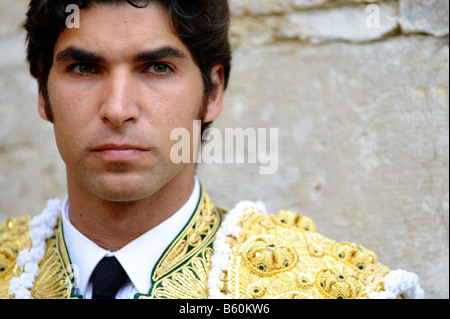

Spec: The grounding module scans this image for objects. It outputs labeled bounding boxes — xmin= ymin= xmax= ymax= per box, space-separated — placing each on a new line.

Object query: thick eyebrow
xmin=54 ymin=46 xmax=189 ymax=65
xmin=55 ymin=46 xmax=105 ymax=64
xmin=133 ymin=47 xmax=189 ymax=63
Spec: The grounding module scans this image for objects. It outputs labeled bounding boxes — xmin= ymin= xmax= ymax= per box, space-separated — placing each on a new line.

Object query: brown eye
xmin=71 ymin=63 xmax=96 ymax=75
xmin=147 ymin=63 xmax=173 ymax=75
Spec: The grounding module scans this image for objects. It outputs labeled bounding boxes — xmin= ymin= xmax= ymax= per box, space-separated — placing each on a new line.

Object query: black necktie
xmin=91 ymin=256 xmax=129 ymax=299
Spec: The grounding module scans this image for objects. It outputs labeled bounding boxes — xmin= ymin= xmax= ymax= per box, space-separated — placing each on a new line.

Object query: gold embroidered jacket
xmin=0 ymin=188 xmax=422 ymax=299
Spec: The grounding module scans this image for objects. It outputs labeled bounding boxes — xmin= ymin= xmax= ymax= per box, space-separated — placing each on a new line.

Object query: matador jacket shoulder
xmin=0 ymin=187 xmax=424 ymax=299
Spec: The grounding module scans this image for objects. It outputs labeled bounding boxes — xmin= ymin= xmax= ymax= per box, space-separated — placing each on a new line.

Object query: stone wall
xmin=0 ymin=0 xmax=448 ymax=298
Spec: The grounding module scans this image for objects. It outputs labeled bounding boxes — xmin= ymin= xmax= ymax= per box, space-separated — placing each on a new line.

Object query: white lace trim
xmin=369 ymin=269 xmax=425 ymax=299
xmin=9 ymin=199 xmax=62 ymax=299
xmin=208 ymin=200 xmax=266 ymax=299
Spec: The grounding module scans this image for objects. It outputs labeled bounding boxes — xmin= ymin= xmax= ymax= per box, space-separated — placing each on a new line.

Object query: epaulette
xmin=207 ymin=201 xmax=424 ymax=299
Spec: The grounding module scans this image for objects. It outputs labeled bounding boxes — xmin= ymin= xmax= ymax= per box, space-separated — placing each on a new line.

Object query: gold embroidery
xmin=242 ymin=235 xmax=298 ymax=276
xmin=315 ymin=267 xmax=364 ymax=299
xmin=30 ymin=221 xmax=79 ymax=299
xmin=296 ymin=272 xmax=314 ymax=290
xmin=0 ymin=218 xmax=79 ymax=299
xmin=221 ymin=207 xmax=390 ymax=299
xmin=273 ymin=210 xmax=316 ymax=232
xmin=0 ymin=217 xmax=32 ymax=274
xmin=331 ymin=242 xmax=378 ymax=272
xmin=247 ymin=283 xmax=266 ymax=298
xmin=0 ymin=217 xmax=32 ymax=298
xmin=142 ymin=190 xmax=225 ymax=299
xmin=151 ymin=191 xmax=222 ymax=284
xmin=274 ymin=291 xmax=312 ymax=299
xmin=142 ymin=248 xmax=213 ymax=299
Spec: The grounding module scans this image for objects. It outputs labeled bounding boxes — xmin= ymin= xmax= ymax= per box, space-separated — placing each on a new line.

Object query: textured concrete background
xmin=0 ymin=0 xmax=448 ymax=298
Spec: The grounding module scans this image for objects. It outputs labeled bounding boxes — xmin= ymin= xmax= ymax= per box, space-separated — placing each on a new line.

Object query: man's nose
xmin=99 ymin=69 xmax=139 ymax=127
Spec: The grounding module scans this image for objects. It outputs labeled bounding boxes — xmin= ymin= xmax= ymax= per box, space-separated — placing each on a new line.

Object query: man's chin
xmin=89 ymin=180 xmax=158 ymax=203
xmin=74 ymin=165 xmax=183 ymax=203
xmin=94 ymin=190 xmax=153 ymax=203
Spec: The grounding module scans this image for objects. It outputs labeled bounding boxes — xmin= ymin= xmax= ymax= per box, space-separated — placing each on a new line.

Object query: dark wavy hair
xmin=24 ymin=0 xmax=231 ymax=123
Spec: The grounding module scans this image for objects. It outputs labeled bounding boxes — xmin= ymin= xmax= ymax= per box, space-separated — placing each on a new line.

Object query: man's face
xmin=40 ymin=3 xmax=222 ymax=202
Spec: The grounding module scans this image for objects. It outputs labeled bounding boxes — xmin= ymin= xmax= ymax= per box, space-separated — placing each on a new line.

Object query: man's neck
xmin=66 ymin=168 xmax=196 ymax=252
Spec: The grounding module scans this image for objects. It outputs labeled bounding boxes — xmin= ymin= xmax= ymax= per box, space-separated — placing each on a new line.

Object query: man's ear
xmin=37 ymin=74 xmax=50 ymax=122
xmin=203 ymin=64 xmax=225 ymax=123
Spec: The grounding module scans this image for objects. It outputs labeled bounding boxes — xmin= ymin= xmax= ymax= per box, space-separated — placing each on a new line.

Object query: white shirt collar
xmin=61 ymin=177 xmax=200 ymax=297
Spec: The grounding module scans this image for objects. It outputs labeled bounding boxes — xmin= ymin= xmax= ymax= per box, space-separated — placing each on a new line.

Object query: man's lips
xmin=91 ymin=144 xmax=151 ymax=160
xmin=92 ymin=144 xmax=149 ymax=151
